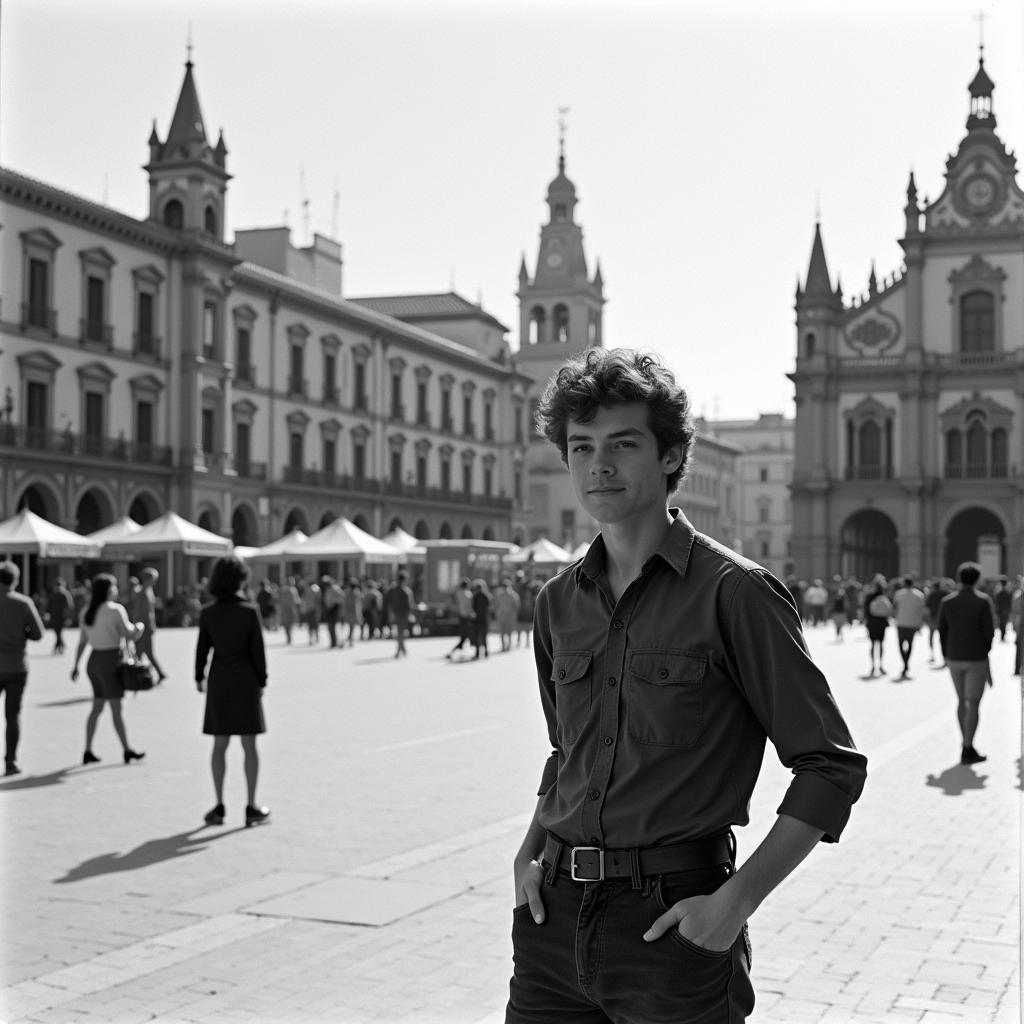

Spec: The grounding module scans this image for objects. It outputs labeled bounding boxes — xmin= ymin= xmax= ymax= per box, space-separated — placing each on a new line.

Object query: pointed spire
xmin=592 ymin=259 xmax=604 ymax=288
xmin=518 ymin=254 xmax=529 ymax=283
xmin=904 ymin=170 xmax=920 ymax=236
xmin=967 ymin=46 xmax=996 ymax=130
xmin=165 ymin=58 xmax=208 ymax=150
xmin=802 ymin=222 xmax=833 ymax=300
xmin=868 ymin=262 xmax=878 ymax=296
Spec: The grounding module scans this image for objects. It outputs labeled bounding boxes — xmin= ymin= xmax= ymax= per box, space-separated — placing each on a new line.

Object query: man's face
xmin=566 ymin=402 xmax=681 ymax=528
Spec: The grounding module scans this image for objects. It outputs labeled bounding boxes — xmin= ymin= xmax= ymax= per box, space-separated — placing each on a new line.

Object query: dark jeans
xmin=0 ymin=672 xmax=27 ymax=766
xmin=897 ymin=626 xmax=918 ymax=669
xmin=506 ymin=865 xmax=754 ymax=1023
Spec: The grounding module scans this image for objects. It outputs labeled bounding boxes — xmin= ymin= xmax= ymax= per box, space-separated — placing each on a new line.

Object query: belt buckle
xmin=570 ymin=846 xmax=605 ymax=882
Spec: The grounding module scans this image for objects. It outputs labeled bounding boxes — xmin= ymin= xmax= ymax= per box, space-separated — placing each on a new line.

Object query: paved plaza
xmin=1 ymin=617 xmax=1020 ymax=1023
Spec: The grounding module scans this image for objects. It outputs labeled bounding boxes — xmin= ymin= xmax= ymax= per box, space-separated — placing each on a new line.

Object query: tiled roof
xmin=350 ymin=292 xmax=509 ymax=331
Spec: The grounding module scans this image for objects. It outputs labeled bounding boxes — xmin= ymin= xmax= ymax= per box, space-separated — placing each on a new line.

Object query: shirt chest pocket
xmin=627 ymin=649 xmax=705 ymax=747
xmin=551 ymin=650 xmax=593 ymax=746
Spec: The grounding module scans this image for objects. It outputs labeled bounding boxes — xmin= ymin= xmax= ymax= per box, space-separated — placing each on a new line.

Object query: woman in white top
xmin=70 ymin=574 xmax=145 ymax=765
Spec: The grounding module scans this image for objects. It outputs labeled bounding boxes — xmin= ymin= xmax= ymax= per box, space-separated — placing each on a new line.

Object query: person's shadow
xmin=925 ymin=764 xmax=988 ymax=795
xmin=0 ymin=764 xmax=113 ymax=791
xmin=54 ymin=825 xmax=247 ymax=884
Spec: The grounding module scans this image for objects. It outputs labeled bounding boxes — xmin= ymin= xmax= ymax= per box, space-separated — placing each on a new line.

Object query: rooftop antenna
xmin=814 ymin=192 xmax=821 ymax=223
xmin=973 ymin=9 xmax=987 ymax=54
xmin=331 ymin=177 xmax=341 ymax=240
xmin=299 ymin=166 xmax=310 ymax=246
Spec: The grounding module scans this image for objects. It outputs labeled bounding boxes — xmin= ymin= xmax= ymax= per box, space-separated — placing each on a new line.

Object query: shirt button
xmin=590 ymin=789 xmax=601 ymax=800
xmin=658 ymin=668 xmax=669 ymax=680
xmin=613 ymin=620 xmax=624 ymax=629
xmin=557 ymin=669 xmax=565 ymax=679
xmin=608 ymin=676 xmax=617 ymax=686
xmin=604 ymin=736 xmax=613 ymax=746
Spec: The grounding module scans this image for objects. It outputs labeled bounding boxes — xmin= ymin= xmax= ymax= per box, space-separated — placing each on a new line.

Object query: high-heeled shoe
xmin=245 ymin=804 xmax=270 ymax=827
xmin=83 ymin=750 xmax=101 ymax=765
xmin=204 ymin=803 xmax=225 ymax=826
xmin=123 ymin=749 xmax=145 ymax=764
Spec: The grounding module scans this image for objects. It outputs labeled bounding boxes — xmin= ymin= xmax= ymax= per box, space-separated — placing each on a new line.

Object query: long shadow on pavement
xmin=34 ymin=696 xmax=95 ymax=708
xmin=0 ymin=763 xmax=121 ymax=791
xmin=925 ymin=763 xmax=988 ymax=795
xmin=54 ymin=825 xmax=249 ymax=884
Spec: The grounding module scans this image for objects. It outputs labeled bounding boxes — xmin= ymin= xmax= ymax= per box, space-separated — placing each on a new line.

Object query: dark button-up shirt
xmin=533 ymin=511 xmax=867 ymax=849
xmin=937 ymin=587 xmax=995 ymax=661
xmin=0 ymin=591 xmax=45 ymax=673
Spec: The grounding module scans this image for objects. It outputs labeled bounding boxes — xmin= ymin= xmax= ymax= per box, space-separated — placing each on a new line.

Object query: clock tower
xmin=517 ymin=130 xmax=605 ymax=548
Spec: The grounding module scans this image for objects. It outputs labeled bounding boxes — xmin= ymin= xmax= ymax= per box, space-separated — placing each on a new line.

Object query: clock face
xmin=545 ymin=251 xmax=564 ymax=269
xmin=963 ymin=176 xmax=996 ymax=211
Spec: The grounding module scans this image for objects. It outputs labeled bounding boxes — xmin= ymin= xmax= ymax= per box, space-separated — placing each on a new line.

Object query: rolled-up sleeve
xmin=724 ymin=569 xmax=868 ymax=842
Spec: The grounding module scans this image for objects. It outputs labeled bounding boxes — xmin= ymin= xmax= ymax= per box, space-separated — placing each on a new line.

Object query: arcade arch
xmin=943 ymin=506 xmax=1006 ymax=578
xmin=839 ymin=509 xmax=899 ymax=582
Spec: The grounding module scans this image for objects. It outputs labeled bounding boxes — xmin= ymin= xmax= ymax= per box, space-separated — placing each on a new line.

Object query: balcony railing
xmin=80 ymin=319 xmax=113 ymax=349
xmin=0 ymin=424 xmax=172 ymax=465
xmin=441 ymin=415 xmax=454 ymax=432
xmin=287 ymin=375 xmax=308 ymax=398
xmin=133 ymin=331 xmax=162 ymax=358
xmin=354 ymin=393 xmax=369 ymax=412
xmin=944 ymin=462 xmax=1009 ymax=480
xmin=281 ymin=466 xmax=381 ymax=495
xmin=843 ymin=465 xmax=894 ymax=481
xmin=463 ymin=421 xmax=475 ymax=438
xmin=234 ymin=459 xmax=268 ymax=481
xmin=382 ymin=478 xmax=513 ymax=510
xmin=236 ymin=363 xmax=257 ymax=385
xmin=21 ymin=302 xmax=57 ymax=334
xmin=322 ymin=384 xmax=340 ymax=405
xmin=390 ymin=402 xmax=406 ymax=422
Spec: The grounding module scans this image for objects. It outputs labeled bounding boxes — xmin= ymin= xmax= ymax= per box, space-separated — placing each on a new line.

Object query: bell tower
xmin=145 ymin=51 xmax=230 ymax=240
xmin=518 ymin=113 xmax=605 ymax=548
xmin=517 ymin=111 xmax=605 ymax=384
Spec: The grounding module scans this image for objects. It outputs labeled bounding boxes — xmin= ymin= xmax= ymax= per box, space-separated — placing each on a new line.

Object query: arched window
xmin=960 ymin=291 xmax=995 ymax=352
xmin=163 ymin=199 xmax=184 ymax=230
xmin=553 ymin=304 xmax=569 ymax=343
xmin=804 ymin=332 xmax=816 ymax=358
xmin=204 ymin=205 xmax=218 ymax=235
xmin=529 ymin=306 xmax=545 ymax=345
xmin=945 ymin=429 xmax=963 ymax=477
xmin=966 ymin=418 xmax=987 ymax=476
xmin=858 ymin=421 xmax=881 ymax=477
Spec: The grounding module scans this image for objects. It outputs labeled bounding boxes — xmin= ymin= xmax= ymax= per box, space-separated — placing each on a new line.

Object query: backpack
xmin=868 ymin=595 xmax=893 ymax=618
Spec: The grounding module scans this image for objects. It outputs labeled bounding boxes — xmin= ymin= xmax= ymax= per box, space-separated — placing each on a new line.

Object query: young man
xmin=0 ymin=562 xmax=45 ymax=775
xmin=937 ymin=562 xmax=996 ymax=765
xmin=48 ymin=577 xmax=74 ymax=655
xmin=892 ymin=574 xmax=927 ymax=679
xmin=506 ymin=349 xmax=867 ymax=1023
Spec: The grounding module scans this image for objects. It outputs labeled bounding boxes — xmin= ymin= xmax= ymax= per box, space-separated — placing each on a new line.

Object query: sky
xmin=3 ymin=0 xmax=1023 ymax=420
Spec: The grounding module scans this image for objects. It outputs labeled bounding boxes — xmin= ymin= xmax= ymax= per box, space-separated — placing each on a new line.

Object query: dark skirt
xmin=866 ymin=616 xmax=888 ymax=642
xmin=203 ymin=674 xmax=266 ymax=736
xmin=87 ymin=649 xmax=123 ymax=700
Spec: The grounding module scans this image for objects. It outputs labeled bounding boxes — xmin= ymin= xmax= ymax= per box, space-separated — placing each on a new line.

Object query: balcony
xmin=21 ymin=302 xmax=57 ymax=335
xmin=381 ymin=478 xmax=513 ymax=510
xmin=80 ymin=318 xmax=113 ymax=349
xmin=322 ymin=384 xmax=340 ymax=405
xmin=484 ymin=426 xmax=495 ymax=442
xmin=416 ymin=411 xmax=431 ymax=428
xmin=133 ymin=331 xmax=162 ymax=359
xmin=934 ymin=351 xmax=1022 ymax=370
xmin=944 ymin=462 xmax=1009 ymax=480
xmin=0 ymin=424 xmax=172 ymax=465
xmin=441 ymin=415 xmax=454 ymax=433
xmin=281 ymin=466 xmax=381 ymax=496
xmin=390 ymin=402 xmax=406 ymax=422
xmin=236 ymin=363 xmax=257 ymax=385
xmin=234 ymin=459 xmax=268 ymax=481
xmin=843 ymin=465 xmax=893 ymax=481
xmin=463 ymin=421 xmax=476 ymax=438
xmin=287 ymin=375 xmax=308 ymax=398
xmin=354 ymin=393 xmax=369 ymax=412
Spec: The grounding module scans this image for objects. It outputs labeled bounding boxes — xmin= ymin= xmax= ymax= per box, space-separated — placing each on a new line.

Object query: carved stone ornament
xmin=843 ymin=308 xmax=901 ymax=355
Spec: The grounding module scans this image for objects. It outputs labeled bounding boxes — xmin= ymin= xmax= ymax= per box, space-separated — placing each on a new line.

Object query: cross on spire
xmin=186 ymin=22 xmax=194 ymax=66
xmin=973 ymin=9 xmax=986 ymax=55
xmin=557 ymin=106 xmax=569 ymax=171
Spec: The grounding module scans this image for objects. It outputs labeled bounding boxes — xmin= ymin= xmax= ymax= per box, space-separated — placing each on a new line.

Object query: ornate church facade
xmin=790 ymin=54 xmax=1024 ymax=582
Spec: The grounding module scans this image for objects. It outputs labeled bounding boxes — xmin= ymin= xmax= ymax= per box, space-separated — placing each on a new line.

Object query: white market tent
xmin=100 ymin=512 xmax=232 ymax=592
xmin=381 ymin=527 xmax=426 ymax=563
xmin=284 ymin=517 xmax=403 ymax=563
xmin=0 ymin=508 xmax=102 ymax=559
xmin=85 ymin=516 xmax=143 ymax=545
xmin=569 ymin=540 xmax=592 ymax=561
xmin=506 ymin=537 xmax=574 ymax=566
xmin=243 ymin=528 xmax=309 ymax=562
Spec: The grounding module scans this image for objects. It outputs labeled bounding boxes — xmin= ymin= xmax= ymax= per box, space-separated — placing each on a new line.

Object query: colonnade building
xmin=0 ymin=59 xmax=533 ymax=553
xmin=790 ymin=53 xmax=1024 ymax=582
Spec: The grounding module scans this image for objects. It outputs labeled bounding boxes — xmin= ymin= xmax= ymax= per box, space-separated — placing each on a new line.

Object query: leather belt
xmin=543 ymin=833 xmax=734 ymax=883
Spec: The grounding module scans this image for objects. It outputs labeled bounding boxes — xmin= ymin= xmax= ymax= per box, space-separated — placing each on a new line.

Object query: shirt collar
xmin=575 ymin=507 xmax=696 ymax=586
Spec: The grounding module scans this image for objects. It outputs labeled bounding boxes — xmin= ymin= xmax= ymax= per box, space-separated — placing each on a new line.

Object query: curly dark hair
xmin=208 ymin=555 xmax=249 ymax=599
xmin=535 ymin=347 xmax=695 ymax=493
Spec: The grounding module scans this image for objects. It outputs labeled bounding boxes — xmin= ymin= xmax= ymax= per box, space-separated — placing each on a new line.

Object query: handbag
xmin=118 ymin=642 xmax=157 ymax=692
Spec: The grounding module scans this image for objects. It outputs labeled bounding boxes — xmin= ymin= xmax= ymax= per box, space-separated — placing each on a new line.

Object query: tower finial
xmin=973 ymin=9 xmax=986 ymax=56
xmin=557 ymin=106 xmax=569 ymax=172
xmin=186 ymin=22 xmax=194 ymax=65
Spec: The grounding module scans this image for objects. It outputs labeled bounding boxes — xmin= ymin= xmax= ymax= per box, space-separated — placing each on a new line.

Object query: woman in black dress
xmin=195 ymin=555 xmax=270 ymax=827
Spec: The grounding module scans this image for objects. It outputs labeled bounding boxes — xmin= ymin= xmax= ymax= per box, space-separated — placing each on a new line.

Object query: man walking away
xmin=937 ymin=562 xmax=995 ymax=765
xmin=925 ymin=577 xmax=950 ymax=665
xmin=48 ymin=577 xmax=74 ymax=654
xmin=129 ymin=568 xmax=167 ymax=683
xmin=993 ymin=580 xmax=1012 ymax=642
xmin=892 ymin=575 xmax=926 ymax=679
xmin=0 ymin=562 xmax=45 ymax=775
xmin=445 ymin=578 xmax=474 ymax=660
xmin=383 ymin=571 xmax=414 ymax=658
